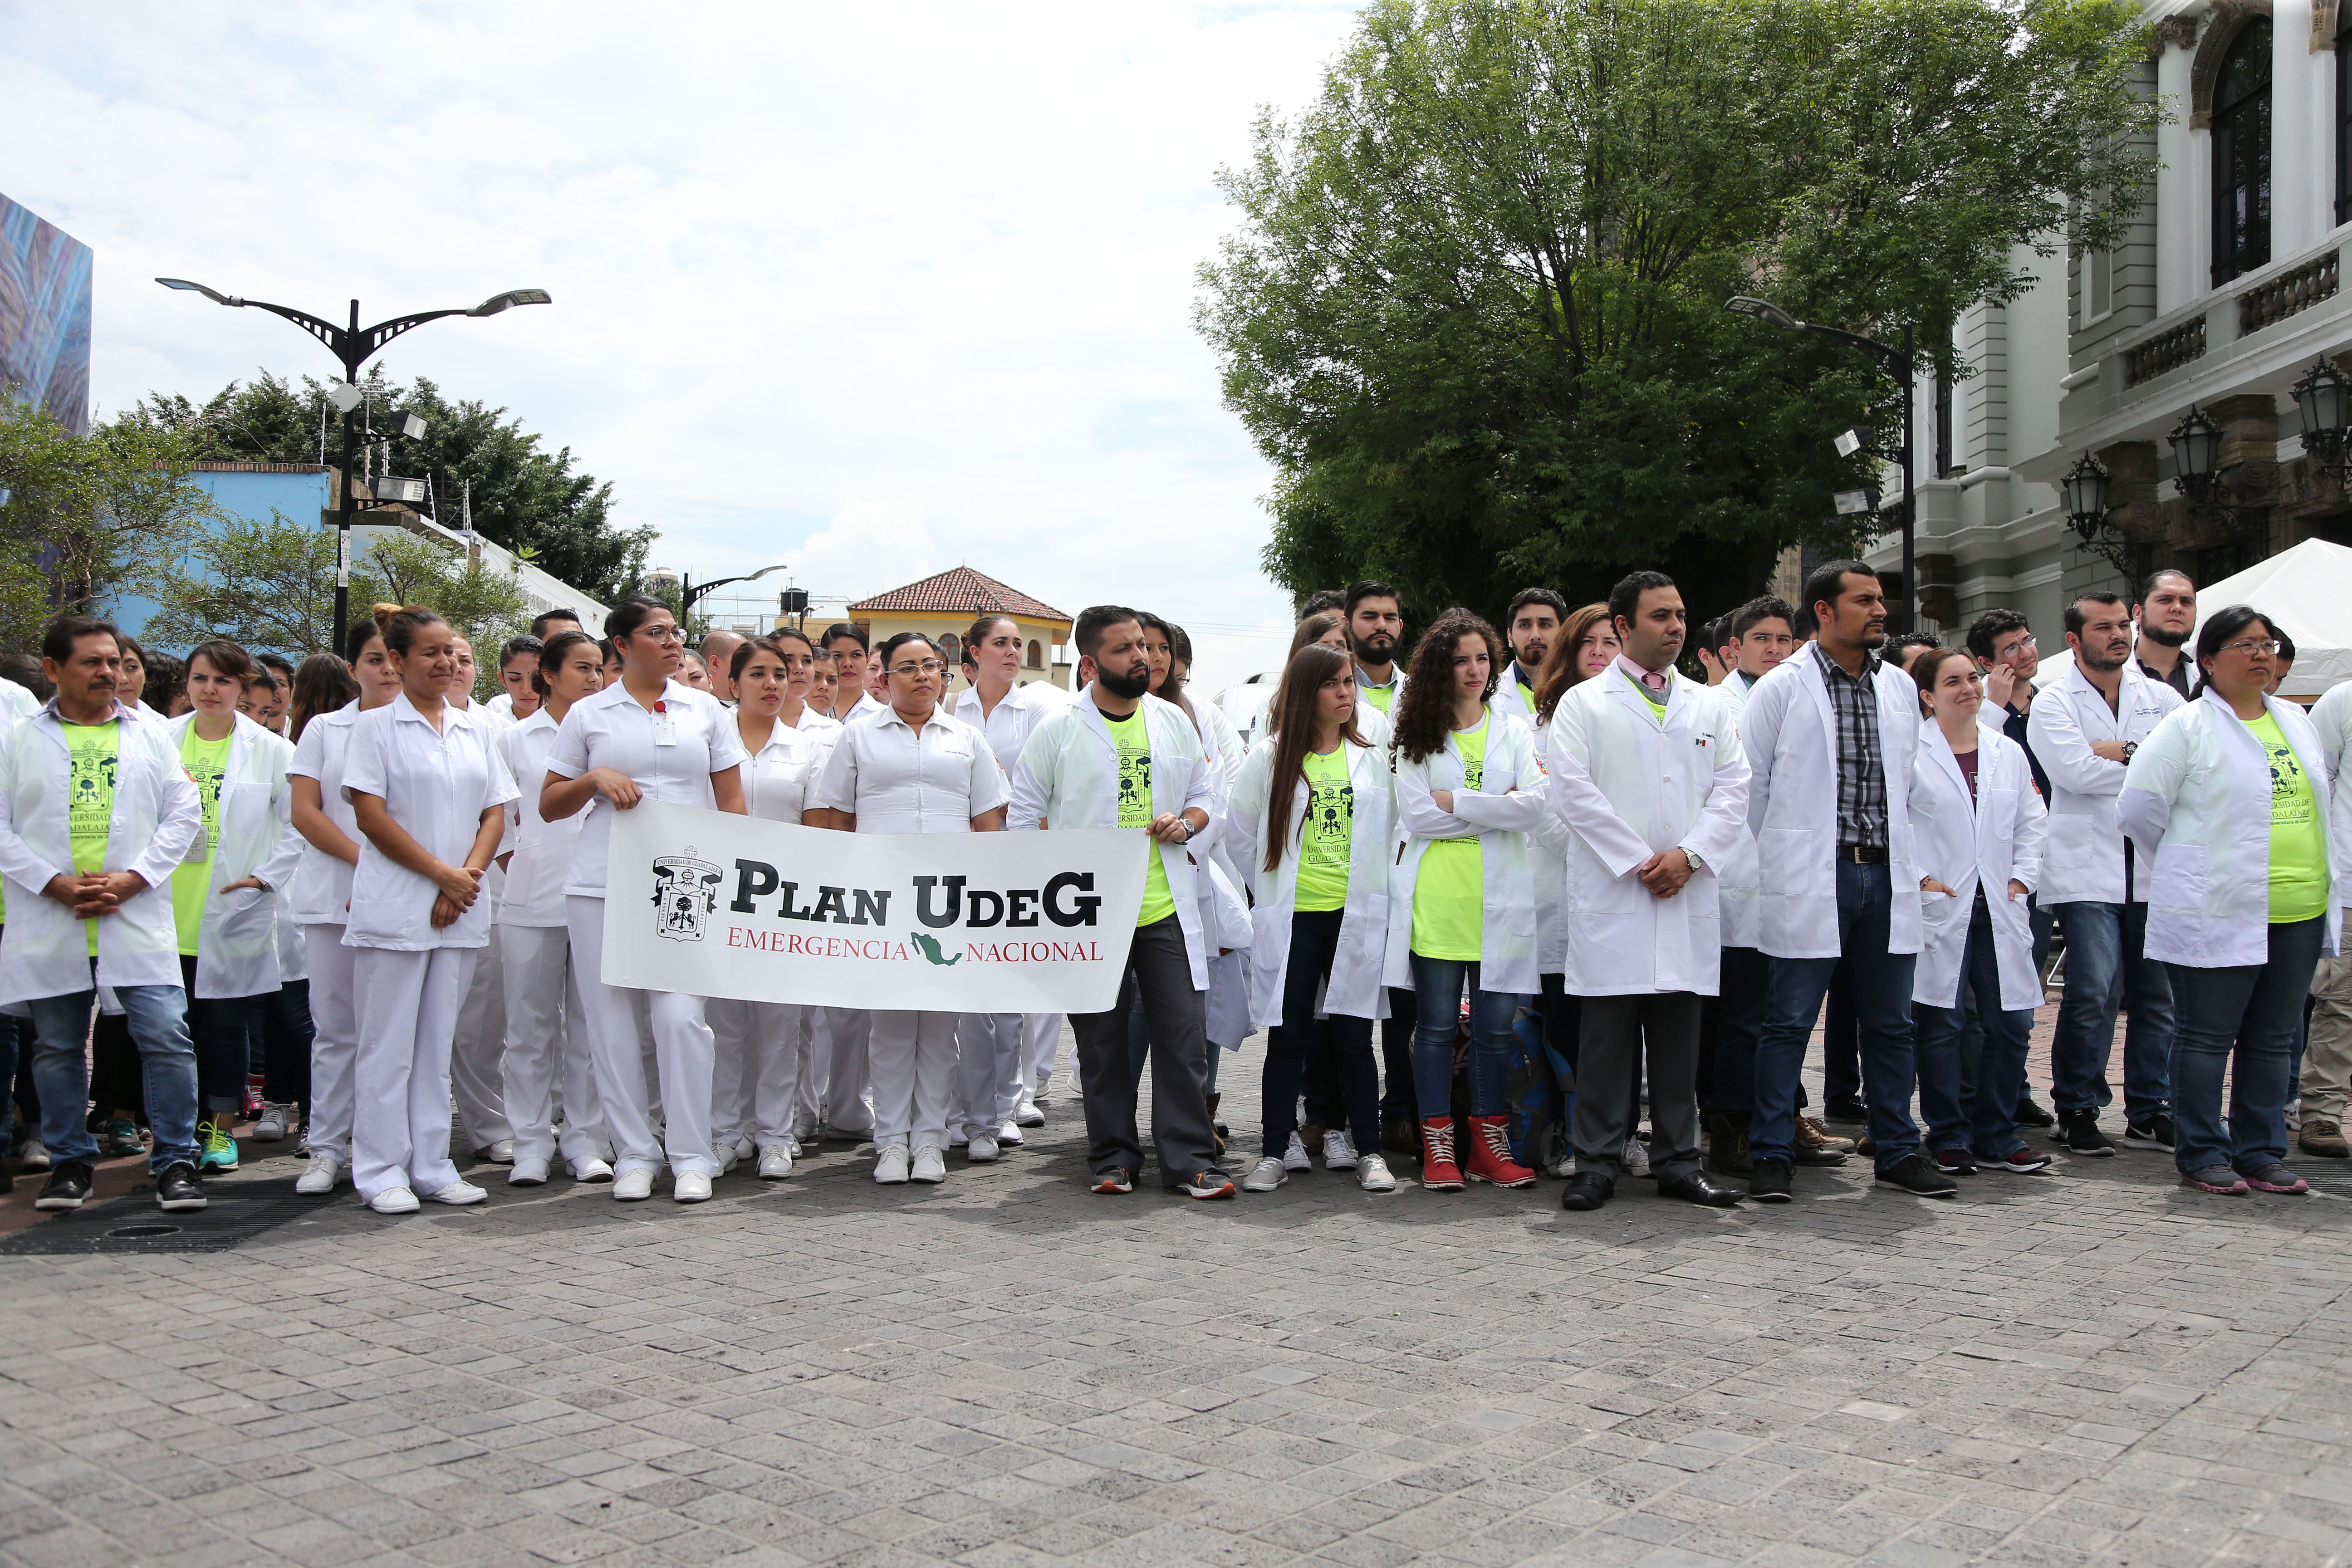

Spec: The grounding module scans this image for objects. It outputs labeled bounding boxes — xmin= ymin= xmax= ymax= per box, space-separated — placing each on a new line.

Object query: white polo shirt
xmin=809 ymin=705 xmax=1008 ymax=835
xmin=287 ymin=701 xmax=366 ymax=926
xmin=544 ymin=680 xmax=749 ymax=897
xmin=495 ymin=707 xmax=582 ymax=928
xmin=340 ymin=695 xmax=518 ymax=951
xmin=953 ymin=681 xmax=1068 ymax=780
xmin=739 ymin=716 xmax=823 ymax=825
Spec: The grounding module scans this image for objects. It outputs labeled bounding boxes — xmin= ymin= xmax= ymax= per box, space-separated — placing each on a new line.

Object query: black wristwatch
xmin=2121 ymin=741 xmax=2137 ymax=762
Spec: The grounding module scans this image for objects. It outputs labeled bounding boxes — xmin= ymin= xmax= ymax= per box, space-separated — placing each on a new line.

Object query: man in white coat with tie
xmin=1549 ymin=572 xmax=1750 ymax=1211
xmin=1739 ymin=562 xmax=1956 ymax=1201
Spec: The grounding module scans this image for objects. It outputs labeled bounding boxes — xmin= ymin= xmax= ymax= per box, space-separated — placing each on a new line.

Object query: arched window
xmin=2213 ymin=18 xmax=2271 ymax=286
xmin=1026 ymin=640 xmax=1042 ymax=669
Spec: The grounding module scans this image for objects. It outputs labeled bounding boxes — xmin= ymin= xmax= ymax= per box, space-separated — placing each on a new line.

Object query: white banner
xmin=601 ymin=801 xmax=1147 ymax=1012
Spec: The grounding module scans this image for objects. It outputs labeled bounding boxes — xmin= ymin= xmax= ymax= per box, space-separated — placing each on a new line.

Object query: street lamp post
xmin=1725 ymin=297 xmax=1919 ymax=632
xmin=156 ymin=278 xmax=550 ymax=655
xmin=678 ymin=563 xmax=792 ymax=626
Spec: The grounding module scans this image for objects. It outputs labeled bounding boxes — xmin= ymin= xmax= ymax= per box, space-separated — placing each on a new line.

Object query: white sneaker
xmin=17 ymin=1139 xmax=49 ymax=1173
xmin=508 ymin=1157 xmax=551 ymax=1187
xmin=294 ymin=1153 xmax=343 ymax=1195
xmin=369 ymin=1186 xmax=420 ymax=1214
xmin=612 ymin=1169 xmax=656 ymax=1201
xmin=784 ymin=1135 xmax=803 ymax=1159
xmin=570 ymin=1156 xmax=615 ymax=1183
xmin=735 ymin=1132 xmax=758 ymax=1161
xmin=672 ymin=1171 xmax=712 ymax=1203
xmin=1014 ymin=1099 xmax=1045 ymax=1127
xmin=1242 ymin=1156 xmax=1288 ymax=1192
xmin=874 ymin=1146 xmax=911 ymax=1184
xmin=424 ymin=1179 xmax=487 ymax=1205
xmin=757 ymin=1144 xmax=794 ymax=1179
xmin=1323 ymin=1130 xmax=1359 ymax=1171
xmin=252 ymin=1102 xmax=295 ymax=1142
xmin=475 ymin=1138 xmax=515 ymax=1165
xmin=911 ymin=1144 xmax=947 ymax=1183
xmin=966 ymin=1135 xmax=999 ymax=1163
xmin=1622 ymin=1137 xmax=1651 ymax=1177
xmin=998 ymin=1120 xmax=1025 ymax=1147
xmin=1358 ymin=1153 xmax=1398 ymax=1193
xmin=1282 ymin=1131 xmax=1312 ymax=1171
xmin=714 ymin=1142 xmax=741 ymax=1176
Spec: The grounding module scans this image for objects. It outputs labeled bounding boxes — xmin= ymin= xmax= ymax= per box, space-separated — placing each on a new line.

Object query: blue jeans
xmin=2167 ymin=917 xmax=2325 ymax=1177
xmin=27 ymin=972 xmax=200 ymax=1171
xmin=1754 ymin=862 xmax=1920 ymax=1171
xmin=2051 ymin=901 xmax=2173 ymax=1120
xmin=1708 ymin=946 xmax=1769 ymax=1115
xmin=1914 ymin=902 xmax=2032 ymax=1161
xmin=1408 ymin=955 xmax=1522 ymax=1118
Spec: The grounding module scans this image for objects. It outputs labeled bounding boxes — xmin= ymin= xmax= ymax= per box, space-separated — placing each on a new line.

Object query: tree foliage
xmin=119 ymin=368 xmax=655 ymax=603
xmin=1197 ymin=0 xmax=2160 ymax=622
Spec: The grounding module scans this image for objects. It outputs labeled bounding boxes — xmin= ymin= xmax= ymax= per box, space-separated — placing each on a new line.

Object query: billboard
xmin=0 ymin=193 xmax=93 ymax=435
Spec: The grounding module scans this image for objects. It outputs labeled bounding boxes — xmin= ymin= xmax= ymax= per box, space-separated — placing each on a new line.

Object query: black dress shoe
xmin=1874 ymin=1152 xmax=1959 ymax=1197
xmin=1558 ymin=1171 xmax=1614 ymax=1211
xmin=2013 ymin=1095 xmax=2055 ymax=1128
xmin=1824 ymin=1098 xmax=1870 ymax=1123
xmin=1656 ymin=1169 xmax=1742 ymax=1206
xmin=1748 ymin=1156 xmax=1793 ymax=1203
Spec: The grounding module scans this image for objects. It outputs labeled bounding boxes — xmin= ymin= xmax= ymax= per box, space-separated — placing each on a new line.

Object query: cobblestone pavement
xmin=5 ymin=1011 xmax=2352 ymax=1568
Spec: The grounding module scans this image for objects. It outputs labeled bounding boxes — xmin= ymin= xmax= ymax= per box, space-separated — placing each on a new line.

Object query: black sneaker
xmin=1875 ymin=1153 xmax=1960 ymax=1197
xmin=34 ymin=1159 xmax=95 ymax=1211
xmin=1823 ymin=1098 xmax=1870 ymax=1124
xmin=1748 ymin=1156 xmax=1793 ymax=1204
xmin=2013 ymin=1095 xmax=2055 ymax=1128
xmin=155 ymin=1162 xmax=207 ymax=1212
xmin=2122 ymin=1114 xmax=2176 ymax=1152
xmin=2058 ymin=1108 xmax=2114 ymax=1156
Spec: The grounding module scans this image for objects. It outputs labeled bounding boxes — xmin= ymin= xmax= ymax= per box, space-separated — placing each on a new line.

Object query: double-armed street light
xmin=156 ymin=278 xmax=551 ymax=654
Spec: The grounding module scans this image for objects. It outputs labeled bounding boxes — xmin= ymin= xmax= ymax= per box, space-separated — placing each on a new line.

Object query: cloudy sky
xmin=1 ymin=1 xmax=1361 ymax=691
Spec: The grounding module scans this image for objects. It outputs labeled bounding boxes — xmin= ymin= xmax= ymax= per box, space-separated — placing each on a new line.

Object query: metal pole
xmin=334 ymin=299 xmax=358 ymax=657
xmin=1900 ymin=324 xmax=1917 ymax=636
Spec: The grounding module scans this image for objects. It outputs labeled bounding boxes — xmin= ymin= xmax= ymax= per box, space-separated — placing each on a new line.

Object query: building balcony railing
xmin=2238 ymin=249 xmax=2339 ymax=337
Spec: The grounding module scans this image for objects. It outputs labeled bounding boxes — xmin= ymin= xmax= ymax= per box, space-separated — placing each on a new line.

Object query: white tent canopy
xmin=2031 ymin=537 xmax=2352 ymax=700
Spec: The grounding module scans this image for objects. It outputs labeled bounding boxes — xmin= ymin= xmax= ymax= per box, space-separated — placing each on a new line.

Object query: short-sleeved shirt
xmin=544 ymin=681 xmax=749 ymax=898
xmin=739 ymin=719 xmax=822 ymax=825
xmin=63 ymin=721 xmax=121 ymax=956
xmin=2250 ymin=710 xmax=2328 ymax=923
xmin=341 ymin=696 xmax=519 ymax=950
xmin=1295 ymin=745 xmax=1353 ymax=913
xmin=808 ymin=705 xmax=1007 ymax=836
xmin=1412 ymin=716 xmax=1488 ymax=961
xmin=1103 ymin=708 xmax=1175 ymax=926
xmin=495 ymin=707 xmax=582 ymax=929
xmin=288 ymin=702 xmax=365 ymax=926
xmin=173 ymin=726 xmax=234 ymax=954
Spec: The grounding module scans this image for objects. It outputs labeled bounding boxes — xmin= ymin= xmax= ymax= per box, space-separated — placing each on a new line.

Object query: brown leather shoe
xmin=1705 ymin=1111 xmax=1752 ymax=1176
xmin=1798 ymin=1115 xmax=1856 ymax=1153
xmin=2300 ymin=1117 xmax=2352 ymax=1159
xmin=1383 ymin=1117 xmax=1421 ymax=1156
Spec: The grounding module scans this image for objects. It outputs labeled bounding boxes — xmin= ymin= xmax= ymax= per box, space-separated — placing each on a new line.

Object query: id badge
xmin=652 ymin=703 xmax=678 ymax=747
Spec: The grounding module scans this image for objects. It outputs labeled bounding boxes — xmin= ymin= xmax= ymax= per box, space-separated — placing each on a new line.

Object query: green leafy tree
xmin=121 ymin=368 xmax=656 ymax=603
xmin=139 ymin=510 xmax=372 ymax=657
xmin=361 ymin=531 xmax=530 ymax=699
xmin=1198 ymin=0 xmax=2159 ymax=622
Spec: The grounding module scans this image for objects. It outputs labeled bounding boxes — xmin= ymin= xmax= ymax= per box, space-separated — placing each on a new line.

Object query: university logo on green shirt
xmin=1103 ymin=708 xmax=1176 ymax=927
xmin=2251 ymin=711 xmax=2327 ymax=923
xmin=1296 ymin=746 xmax=1353 ymax=913
xmin=174 ymin=727 xmax=234 ymax=955
xmin=63 ymin=721 xmax=122 ymax=957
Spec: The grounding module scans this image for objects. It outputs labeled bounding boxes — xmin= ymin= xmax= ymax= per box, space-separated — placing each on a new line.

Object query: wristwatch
xmin=2121 ymin=741 xmax=2137 ymax=762
xmin=1683 ymin=847 xmax=1705 ymax=872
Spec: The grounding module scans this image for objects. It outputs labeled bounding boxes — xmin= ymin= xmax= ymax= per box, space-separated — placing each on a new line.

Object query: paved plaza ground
xmin=3 ymin=1010 xmax=2351 ymax=1568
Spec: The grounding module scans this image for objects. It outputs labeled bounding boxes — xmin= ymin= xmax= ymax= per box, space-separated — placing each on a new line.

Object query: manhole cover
xmin=0 ymin=1177 xmax=331 ymax=1255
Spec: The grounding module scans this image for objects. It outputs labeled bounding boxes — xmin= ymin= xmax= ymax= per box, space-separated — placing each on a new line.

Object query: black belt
xmin=1837 ymin=844 xmax=1889 ymax=865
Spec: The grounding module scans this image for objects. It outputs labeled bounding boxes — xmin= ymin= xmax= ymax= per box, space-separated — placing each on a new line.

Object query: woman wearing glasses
xmin=2120 ymin=608 xmax=2336 ymax=1196
xmin=808 ymin=632 xmax=1009 ymax=1186
xmin=542 ymin=597 xmax=750 ymax=1203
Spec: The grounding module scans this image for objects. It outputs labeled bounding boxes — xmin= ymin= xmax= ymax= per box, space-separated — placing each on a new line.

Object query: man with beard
xmin=1493 ymin=588 xmax=1567 ymax=725
xmin=1009 ymin=606 xmax=1231 ymax=1198
xmin=1345 ymin=581 xmax=1407 ymax=717
xmin=2027 ymin=591 xmax=2183 ymax=1157
xmin=2132 ymin=569 xmax=2197 ymax=699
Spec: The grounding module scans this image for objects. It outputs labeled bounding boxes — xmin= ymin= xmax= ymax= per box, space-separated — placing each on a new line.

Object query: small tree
xmin=362 ymin=531 xmax=529 ymax=699
xmin=141 ymin=510 xmax=381 ymax=657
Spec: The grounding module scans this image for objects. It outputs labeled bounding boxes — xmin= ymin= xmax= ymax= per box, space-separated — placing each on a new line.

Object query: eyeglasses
xmin=2220 ymin=638 xmax=2281 ymax=657
xmin=634 ymin=626 xmax=683 ymax=644
xmin=1997 ymin=635 xmax=2038 ymax=657
xmin=888 ymin=659 xmax=948 ymax=677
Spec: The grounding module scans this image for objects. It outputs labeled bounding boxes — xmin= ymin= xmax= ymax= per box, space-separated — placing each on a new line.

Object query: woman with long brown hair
xmin=1386 ymin=610 xmax=1545 ymax=1191
xmin=1230 ymin=644 xmax=1398 ymax=1194
xmin=1530 ymin=603 xmax=1621 ymax=727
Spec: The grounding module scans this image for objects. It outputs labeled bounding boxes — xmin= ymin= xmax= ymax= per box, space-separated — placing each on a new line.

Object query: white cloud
xmin=0 ymin=0 xmax=1360 ymax=692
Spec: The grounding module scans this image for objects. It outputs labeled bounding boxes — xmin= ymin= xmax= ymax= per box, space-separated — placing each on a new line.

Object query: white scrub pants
xmin=792 ymin=1009 xmax=828 ymax=1138
xmin=868 ymin=1009 xmax=958 ymax=1152
xmin=954 ymin=1012 xmax=1025 ymax=1141
xmin=500 ymin=923 xmax=608 ymax=1166
xmin=448 ymin=924 xmax=514 ymax=1149
xmin=350 ymin=945 xmax=475 ymax=1202
xmin=302 ymin=923 xmax=358 ymax=1163
xmin=1026 ymin=1013 xmax=1064 ymax=1099
xmin=567 ymin=895 xmax=717 ymax=1179
xmin=710 ymin=1000 xmax=814 ymax=1148
xmin=818 ymin=1007 xmax=876 ymax=1136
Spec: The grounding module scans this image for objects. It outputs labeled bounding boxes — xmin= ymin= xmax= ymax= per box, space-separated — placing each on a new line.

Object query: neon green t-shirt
xmin=1623 ymin=668 xmax=1668 ymax=717
xmin=173 ymin=726 xmax=233 ymax=955
xmin=63 ymin=721 xmax=121 ymax=957
xmin=1104 ymin=708 xmax=1175 ymax=927
xmin=1361 ymin=679 xmax=1396 ymax=715
xmin=1412 ymin=715 xmax=1487 ymax=961
xmin=1294 ymin=745 xmax=1353 ymax=913
xmin=2250 ymin=711 xmax=2328 ymax=923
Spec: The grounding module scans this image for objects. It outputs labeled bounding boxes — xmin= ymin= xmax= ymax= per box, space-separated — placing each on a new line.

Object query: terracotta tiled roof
xmin=848 ymin=566 xmax=1069 ymax=623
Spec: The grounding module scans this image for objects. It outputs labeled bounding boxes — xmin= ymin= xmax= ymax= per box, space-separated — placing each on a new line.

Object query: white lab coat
xmin=1546 ymin=668 xmax=1750 ymax=997
xmin=1908 ymin=719 xmax=2048 ymax=1011
xmin=1714 ymin=672 xmax=1764 ymax=949
xmin=0 ymin=702 xmax=200 ymax=1004
xmin=1008 ymin=688 xmax=1222 ymax=990
xmin=2311 ymin=679 xmax=2352 ymax=903
xmin=167 ymin=711 xmax=303 ymax=999
xmin=2117 ymin=687 xmax=2342 ymax=967
xmin=1384 ymin=707 xmax=1547 ymax=996
xmin=1227 ymin=735 xmax=1395 ymax=1024
xmin=1490 ymin=663 xmax=1542 ymax=728
xmin=1738 ymin=642 xmax=1925 ymax=960
xmin=2024 ymin=660 xmax=2181 ymax=906
xmin=1175 ymin=690 xmax=1256 ymax=1046
xmin=0 ymin=678 xmax=36 ymax=726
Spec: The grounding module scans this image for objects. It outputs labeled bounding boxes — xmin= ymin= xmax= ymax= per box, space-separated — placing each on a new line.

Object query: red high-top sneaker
xmin=1419 ymin=1118 xmax=1465 ymax=1191
xmin=1465 ymin=1116 xmax=1537 ymax=1188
